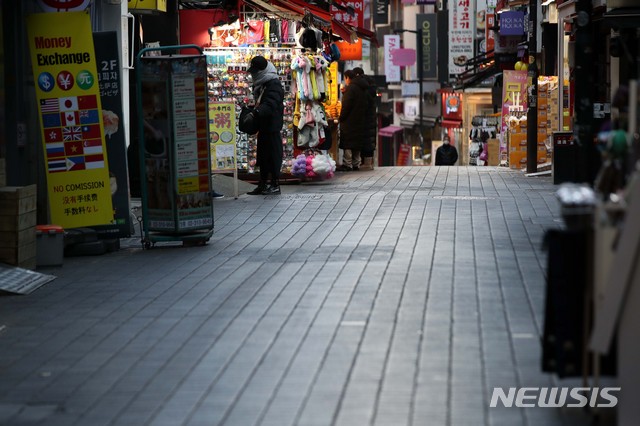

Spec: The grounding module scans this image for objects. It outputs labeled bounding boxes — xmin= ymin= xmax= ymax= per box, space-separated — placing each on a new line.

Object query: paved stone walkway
xmin=0 ymin=167 xmax=599 ymax=425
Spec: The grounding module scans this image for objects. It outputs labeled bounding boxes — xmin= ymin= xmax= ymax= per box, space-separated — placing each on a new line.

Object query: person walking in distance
xmin=435 ymin=135 xmax=459 ymax=166
xmin=353 ymin=67 xmax=377 ymax=170
xmin=337 ymin=69 xmax=367 ymax=171
xmin=245 ymin=56 xmax=285 ymax=195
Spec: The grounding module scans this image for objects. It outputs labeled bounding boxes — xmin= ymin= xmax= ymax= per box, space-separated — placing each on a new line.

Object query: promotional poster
xmin=27 ymin=11 xmax=113 ymax=228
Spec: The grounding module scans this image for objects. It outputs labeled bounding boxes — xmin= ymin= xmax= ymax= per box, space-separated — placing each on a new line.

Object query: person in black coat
xmin=353 ymin=67 xmax=377 ymax=170
xmin=338 ymin=69 xmax=368 ymax=171
xmin=246 ymin=56 xmax=285 ymax=195
xmin=435 ymin=135 xmax=459 ymax=166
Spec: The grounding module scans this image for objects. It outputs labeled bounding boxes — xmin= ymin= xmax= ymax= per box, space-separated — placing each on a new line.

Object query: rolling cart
xmin=136 ymin=45 xmax=213 ymax=249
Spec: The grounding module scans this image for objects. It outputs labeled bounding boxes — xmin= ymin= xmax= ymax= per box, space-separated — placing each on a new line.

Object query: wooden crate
xmin=0 ymin=241 xmax=36 ymax=266
xmin=0 ymin=210 xmax=37 ymax=232
xmin=0 ymin=185 xmax=37 ymax=215
xmin=0 ymin=227 xmax=36 ymax=247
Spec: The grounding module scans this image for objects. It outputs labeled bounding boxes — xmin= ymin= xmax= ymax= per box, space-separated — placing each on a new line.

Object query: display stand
xmin=136 ymin=45 xmax=214 ymax=249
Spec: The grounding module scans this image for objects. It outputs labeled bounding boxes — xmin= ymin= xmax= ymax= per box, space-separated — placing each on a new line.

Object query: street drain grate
xmin=0 ymin=264 xmax=57 ymax=295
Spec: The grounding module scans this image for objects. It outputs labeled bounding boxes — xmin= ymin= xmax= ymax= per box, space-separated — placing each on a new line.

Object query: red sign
xmin=331 ymin=0 xmax=364 ymax=28
xmin=486 ymin=13 xmax=495 ymax=56
xmin=334 ymin=39 xmax=363 ymax=60
xmin=441 ymin=93 xmax=462 ymax=121
xmin=397 ymin=143 xmax=412 ymax=166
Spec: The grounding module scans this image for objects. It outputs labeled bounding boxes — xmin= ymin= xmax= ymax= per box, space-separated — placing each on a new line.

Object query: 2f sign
xmin=490 ymin=387 xmax=620 ymax=408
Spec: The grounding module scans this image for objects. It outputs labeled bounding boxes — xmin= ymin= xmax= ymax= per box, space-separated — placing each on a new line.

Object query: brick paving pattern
xmin=0 ymin=167 xmax=596 ymax=425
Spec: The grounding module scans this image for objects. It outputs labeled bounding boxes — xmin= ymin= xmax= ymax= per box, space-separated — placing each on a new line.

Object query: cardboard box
xmin=510 ymin=151 xmax=528 ymax=169
xmin=487 ymin=139 xmax=500 ymax=166
xmin=0 ymin=227 xmax=36 ymax=247
xmin=511 ymin=133 xmax=527 ymax=146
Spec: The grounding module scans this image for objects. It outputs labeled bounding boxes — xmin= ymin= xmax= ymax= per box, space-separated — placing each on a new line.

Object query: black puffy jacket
xmin=255 ymin=78 xmax=284 ymax=133
xmin=339 ymin=77 xmax=368 ymax=150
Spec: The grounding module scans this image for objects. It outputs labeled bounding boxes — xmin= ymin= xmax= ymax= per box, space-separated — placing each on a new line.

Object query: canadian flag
xmin=61 ymin=111 xmax=79 ymax=126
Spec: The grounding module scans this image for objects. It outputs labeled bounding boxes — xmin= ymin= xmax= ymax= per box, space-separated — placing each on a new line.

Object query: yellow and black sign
xmin=27 ymin=12 xmax=113 ymax=228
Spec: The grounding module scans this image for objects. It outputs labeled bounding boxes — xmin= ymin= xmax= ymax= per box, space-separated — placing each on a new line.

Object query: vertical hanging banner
xmin=500 ymin=70 xmax=528 ymax=132
xmin=417 ymin=14 xmax=437 ymax=80
xmin=373 ymin=0 xmax=389 ymax=25
xmin=27 ymin=12 xmax=113 ymax=228
xmin=384 ymin=34 xmax=401 ymax=83
xmin=92 ymin=31 xmax=131 ymax=238
xmin=448 ymin=0 xmax=475 ymax=76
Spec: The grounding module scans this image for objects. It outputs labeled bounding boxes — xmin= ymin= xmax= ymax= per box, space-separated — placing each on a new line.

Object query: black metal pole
xmin=417 ymin=28 xmax=424 ymax=157
xmin=574 ymin=0 xmax=594 ymax=184
xmin=526 ymin=0 xmax=538 ymax=173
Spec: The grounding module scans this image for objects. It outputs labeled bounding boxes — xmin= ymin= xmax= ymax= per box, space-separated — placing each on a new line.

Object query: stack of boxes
xmin=539 ymin=76 xmax=560 ymax=163
xmin=508 ymin=114 xmax=528 ymax=169
xmin=0 ymin=185 xmax=37 ymax=270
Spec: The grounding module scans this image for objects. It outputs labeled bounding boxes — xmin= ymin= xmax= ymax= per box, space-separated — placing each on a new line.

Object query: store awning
xmin=378 ymin=125 xmax=404 ymax=137
xmin=603 ymin=8 xmax=640 ymax=28
xmin=441 ymin=119 xmax=463 ymax=128
xmin=399 ymin=115 xmax=438 ymax=129
xmin=270 ymin=0 xmax=332 ymax=26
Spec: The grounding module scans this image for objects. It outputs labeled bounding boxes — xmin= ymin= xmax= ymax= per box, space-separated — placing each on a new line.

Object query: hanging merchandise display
xmin=290 ymin=50 xmax=337 ymax=180
xmin=205 ymin=47 xmax=296 ymax=174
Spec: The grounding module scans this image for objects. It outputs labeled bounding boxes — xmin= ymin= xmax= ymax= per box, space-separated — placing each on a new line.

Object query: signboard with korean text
xmin=27 ymin=12 xmax=113 ymax=228
xmin=331 ymin=0 xmax=364 ymax=29
xmin=448 ymin=0 xmax=476 ymax=76
xmin=417 ymin=14 xmax=437 ymax=80
xmin=209 ymin=102 xmax=236 ymax=172
xmin=92 ymin=31 xmax=131 ymax=238
xmin=335 ymin=39 xmax=363 ymax=60
xmin=384 ymin=34 xmax=401 ymax=83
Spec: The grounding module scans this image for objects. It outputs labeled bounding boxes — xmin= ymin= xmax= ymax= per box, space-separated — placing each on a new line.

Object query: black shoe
xmin=336 ymin=165 xmax=352 ymax=172
xmin=210 ymin=191 xmax=224 ymax=199
xmin=247 ymin=183 xmax=267 ymax=195
xmin=352 ymin=166 xmax=360 ymax=171
xmin=261 ymin=185 xmax=281 ymax=195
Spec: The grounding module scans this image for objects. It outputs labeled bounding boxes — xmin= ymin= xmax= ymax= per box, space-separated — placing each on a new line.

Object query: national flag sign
xmin=64 ymin=141 xmax=83 ymax=156
xmin=78 ymin=95 xmax=98 ymax=110
xmin=83 ymin=139 xmax=103 ymax=155
xmin=42 ymin=113 xmax=62 ymax=129
xmin=45 ymin=128 xmax=63 ymax=143
xmin=40 ymin=98 xmax=59 ymax=113
xmin=46 ymin=142 xmax=65 ymax=158
xmin=66 ymin=156 xmax=85 ymax=171
xmin=79 ymin=109 xmax=99 ymax=125
xmin=59 ymin=96 xmax=78 ymax=112
xmin=63 ymin=126 xmax=82 ymax=141
xmin=61 ymin=111 xmax=79 ymax=126
xmin=82 ymin=124 xmax=101 ymax=140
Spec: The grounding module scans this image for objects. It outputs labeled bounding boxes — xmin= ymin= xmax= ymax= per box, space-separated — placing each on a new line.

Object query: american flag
xmin=40 ymin=98 xmax=59 ymax=113
xmin=63 ymin=126 xmax=82 ymax=141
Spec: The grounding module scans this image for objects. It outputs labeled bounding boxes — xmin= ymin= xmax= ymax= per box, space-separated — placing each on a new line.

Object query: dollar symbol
xmin=42 ymin=77 xmax=51 ymax=90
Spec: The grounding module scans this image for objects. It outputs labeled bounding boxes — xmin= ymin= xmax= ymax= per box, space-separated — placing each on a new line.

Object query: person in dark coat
xmin=353 ymin=67 xmax=377 ymax=170
xmin=435 ymin=135 xmax=459 ymax=166
xmin=338 ymin=69 xmax=368 ymax=171
xmin=246 ymin=56 xmax=285 ymax=195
